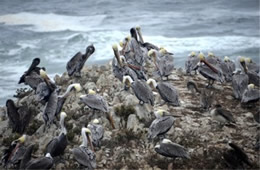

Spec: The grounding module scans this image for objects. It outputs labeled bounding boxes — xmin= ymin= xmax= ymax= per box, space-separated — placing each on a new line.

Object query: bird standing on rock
xmin=210 ymin=104 xmax=236 ymax=126
xmin=66 ymin=45 xmax=95 ymax=77
xmin=87 ymin=119 xmax=104 ymax=147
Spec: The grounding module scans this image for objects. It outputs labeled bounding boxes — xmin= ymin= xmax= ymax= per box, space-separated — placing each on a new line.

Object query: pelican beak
xmin=85 ymin=128 xmax=95 ymax=152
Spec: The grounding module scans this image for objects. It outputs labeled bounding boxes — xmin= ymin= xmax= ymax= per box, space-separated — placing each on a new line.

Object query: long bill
xmin=240 ymin=61 xmax=248 ymax=73
xmin=86 ymin=134 xmax=95 ymax=152
xmin=60 ymin=115 xmax=67 ymax=135
xmin=200 ymin=59 xmax=218 ymax=74
xmin=113 ymin=48 xmax=123 ymax=67
xmin=136 ymin=29 xmax=144 ymax=44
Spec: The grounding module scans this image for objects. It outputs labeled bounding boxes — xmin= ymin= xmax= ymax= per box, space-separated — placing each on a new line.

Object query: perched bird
xmin=1 ymin=135 xmax=27 ymax=168
xmin=25 ymin=153 xmax=54 ymax=170
xmin=35 ymin=82 xmax=51 ymax=103
xmin=195 ymin=53 xmax=225 ymax=87
xmin=223 ymin=142 xmax=252 ymax=169
xmin=6 ymin=99 xmax=31 ymax=134
xmin=155 ymin=139 xmax=190 ymax=159
xmin=87 ymin=119 xmax=104 ymax=147
xmin=148 ymin=49 xmax=174 ymax=80
xmin=232 ymin=69 xmax=249 ymax=100
xmin=186 ymin=80 xmax=201 ymax=94
xmin=19 ymin=144 xmax=34 ymax=169
xmin=185 ymin=52 xmax=199 ymax=75
xmin=123 ymin=75 xmax=154 ymax=106
xmin=245 ymin=57 xmax=259 ymax=73
xmin=45 ymin=112 xmax=68 ymax=158
xmin=148 ymin=110 xmax=174 ymax=140
xmin=147 ymin=78 xmax=180 ymax=106
xmin=240 ymin=58 xmax=260 ymax=87
xmin=80 ymin=89 xmax=115 ymax=129
xmin=200 ymin=88 xmax=215 ymax=110
xmin=241 ymin=84 xmax=260 ymax=104
xmin=210 ymin=104 xmax=236 ymax=125
xmin=206 ymin=52 xmax=219 ymax=65
xmin=18 ymin=58 xmax=45 ymax=90
xmin=72 ymin=127 xmax=96 ymax=170
xmin=66 ymin=45 xmax=95 ymax=77
xmin=223 ymin=56 xmax=235 ymax=73
xmin=55 ymin=83 xmax=82 ymax=117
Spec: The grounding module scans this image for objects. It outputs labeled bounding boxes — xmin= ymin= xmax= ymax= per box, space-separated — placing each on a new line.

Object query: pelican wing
xmin=216 ymin=108 xmax=235 ymax=123
xmin=19 ymin=144 xmax=34 ymax=169
xmin=9 ymin=145 xmax=27 ymax=164
xmin=24 ymin=71 xmax=44 ymax=90
xmin=148 ymin=116 xmax=174 ymax=139
xmin=72 ymin=146 xmax=96 ymax=169
xmin=6 ymin=103 xmax=20 ymax=132
xmin=157 ymin=82 xmax=179 ymax=106
xmin=199 ymin=65 xmax=224 ymax=82
xmin=66 ymin=52 xmax=82 ymax=76
xmin=36 ymin=82 xmax=51 ymax=102
xmin=26 ymin=157 xmax=53 ymax=169
xmin=241 ymin=88 xmax=260 ymax=103
xmin=82 ymin=94 xmax=109 ymax=112
xmin=43 ymin=91 xmax=58 ymax=125
xmin=132 ymin=80 xmax=154 ymax=105
xmin=18 ymin=106 xmax=31 ymax=134
xmin=247 ymin=71 xmax=260 ymax=87
xmin=89 ymin=124 xmax=104 ymax=147
xmin=55 ymin=96 xmax=66 ymax=117
xmin=232 ymin=73 xmax=248 ymax=99
xmin=158 ymin=142 xmax=190 ymax=159
xmin=45 ymin=138 xmax=59 ymax=156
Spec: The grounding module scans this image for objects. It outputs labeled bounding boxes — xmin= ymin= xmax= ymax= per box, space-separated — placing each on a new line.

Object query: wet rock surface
xmin=0 ymin=63 xmax=259 ymax=169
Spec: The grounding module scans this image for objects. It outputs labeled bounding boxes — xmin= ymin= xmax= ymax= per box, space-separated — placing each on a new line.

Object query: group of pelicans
xmin=1 ymin=26 xmax=259 ymax=169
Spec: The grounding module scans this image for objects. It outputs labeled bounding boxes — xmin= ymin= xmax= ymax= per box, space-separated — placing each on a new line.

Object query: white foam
xmin=0 ymin=12 xmax=106 ymax=32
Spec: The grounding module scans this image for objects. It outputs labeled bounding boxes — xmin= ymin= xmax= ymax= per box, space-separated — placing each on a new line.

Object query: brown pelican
xmin=148 ymin=110 xmax=174 ymax=140
xmin=18 ymin=58 xmax=45 ymax=90
xmin=35 ymin=82 xmax=51 ymax=103
xmin=155 ymin=139 xmax=190 ymax=159
xmin=148 ymin=49 xmax=174 ymax=80
xmin=210 ymin=104 xmax=236 ymax=125
xmin=123 ymin=75 xmax=154 ymax=106
xmin=195 ymin=52 xmax=225 ymax=87
xmin=45 ymin=112 xmax=68 ymax=158
xmin=219 ymin=57 xmax=233 ymax=82
xmin=147 ymin=79 xmax=180 ymax=106
xmin=245 ymin=57 xmax=259 ymax=73
xmin=80 ymin=89 xmax=115 ymax=129
xmin=1 ymin=135 xmax=27 ymax=168
xmin=240 ymin=57 xmax=260 ymax=87
xmin=223 ymin=142 xmax=252 ymax=169
xmin=6 ymin=99 xmax=31 ymax=134
xmin=206 ymin=52 xmax=219 ymax=65
xmin=241 ymin=84 xmax=260 ymax=104
xmin=19 ymin=144 xmax=34 ymax=169
xmin=224 ymin=56 xmax=236 ymax=73
xmin=66 ymin=45 xmax=95 ymax=77
xmin=185 ymin=51 xmax=199 ymax=75
xmin=24 ymin=153 xmax=54 ymax=170
xmin=186 ymin=80 xmax=201 ymax=94
xmin=55 ymin=83 xmax=81 ymax=117
xmin=87 ymin=119 xmax=104 ymax=147
xmin=135 ymin=26 xmax=144 ymax=43
xmin=40 ymin=70 xmax=58 ymax=128
xmin=72 ymin=127 xmax=96 ymax=169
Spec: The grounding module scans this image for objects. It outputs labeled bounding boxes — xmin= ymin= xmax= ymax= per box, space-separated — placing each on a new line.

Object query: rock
xmin=135 ymin=105 xmax=152 ymax=121
xmin=124 ymin=94 xmax=139 ymax=106
xmin=83 ymin=82 xmax=97 ymax=91
xmin=127 ymin=114 xmax=139 ymax=132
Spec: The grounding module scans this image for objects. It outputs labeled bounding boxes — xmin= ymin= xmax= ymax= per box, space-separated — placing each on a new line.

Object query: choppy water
xmin=0 ymin=0 xmax=259 ymax=105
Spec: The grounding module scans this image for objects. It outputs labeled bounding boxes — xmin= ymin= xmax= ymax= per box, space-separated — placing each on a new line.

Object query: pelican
xmin=19 ymin=144 xmax=34 ymax=169
xmin=241 ymin=84 xmax=260 ymax=104
xmin=147 ymin=79 xmax=180 ymax=106
xmin=40 ymin=69 xmax=58 ymax=128
xmin=223 ymin=142 xmax=252 ymax=169
xmin=148 ymin=110 xmax=174 ymax=140
xmin=79 ymin=89 xmax=115 ymax=129
xmin=195 ymin=52 xmax=225 ymax=87
xmin=72 ymin=127 xmax=96 ymax=169
xmin=66 ymin=45 xmax=95 ymax=77
xmin=45 ymin=112 xmax=68 ymax=158
xmin=135 ymin=26 xmax=144 ymax=43
xmin=18 ymin=58 xmax=45 ymax=90
xmin=87 ymin=119 xmax=104 ymax=147
xmin=224 ymin=56 xmax=236 ymax=73
xmin=55 ymin=83 xmax=81 ymax=117
xmin=245 ymin=57 xmax=259 ymax=73
xmin=35 ymin=82 xmax=51 ymax=103
xmin=219 ymin=58 xmax=232 ymax=82
xmin=1 ymin=135 xmax=27 ymax=168
xmin=6 ymin=99 xmax=31 ymax=134
xmin=24 ymin=153 xmax=54 ymax=169
xmin=210 ymin=104 xmax=236 ymax=125
xmin=123 ymin=75 xmax=154 ymax=106
xmin=148 ymin=49 xmax=174 ymax=80
xmin=185 ymin=51 xmax=199 ymax=75
xmin=186 ymin=80 xmax=201 ymax=94
xmin=206 ymin=52 xmax=219 ymax=65
xmin=240 ymin=57 xmax=260 ymax=87
xmin=155 ymin=139 xmax=190 ymax=159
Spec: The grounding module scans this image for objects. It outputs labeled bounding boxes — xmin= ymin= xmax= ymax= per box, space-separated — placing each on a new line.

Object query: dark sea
xmin=0 ymin=0 xmax=259 ymax=105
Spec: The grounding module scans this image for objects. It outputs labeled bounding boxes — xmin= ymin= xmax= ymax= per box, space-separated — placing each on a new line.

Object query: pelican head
xmin=18 ymin=134 xmax=27 ymax=143
xmin=119 ymin=41 xmax=124 ymax=47
xmin=148 ymin=49 xmax=156 ymax=58
xmin=239 ymin=56 xmax=245 ymax=63
xmin=61 ymin=112 xmax=67 ymax=118
xmin=246 ymin=57 xmax=252 ymax=63
xmin=224 ymin=56 xmax=230 ymax=62
xmin=112 ymin=44 xmax=118 ymax=51
xmin=208 ymin=52 xmax=215 ymax=57
xmin=159 ymin=48 xmax=167 ymax=55
xmin=40 ymin=69 xmax=48 ymax=79
xmin=72 ymin=83 xmax=82 ymax=92
xmin=92 ymin=119 xmax=99 ymax=124
xmin=248 ymin=84 xmax=255 ymax=89
xmin=198 ymin=52 xmax=205 ymax=60
xmin=123 ymin=75 xmax=133 ymax=87
xmin=125 ymin=36 xmax=131 ymax=42
xmin=136 ymin=26 xmax=141 ymax=31
xmin=189 ymin=51 xmax=196 ymax=57
xmin=162 ymin=138 xmax=172 ymax=144
xmin=147 ymin=78 xmax=157 ymax=89
xmin=154 ymin=109 xmax=165 ymax=118
xmin=88 ymin=89 xmax=96 ymax=95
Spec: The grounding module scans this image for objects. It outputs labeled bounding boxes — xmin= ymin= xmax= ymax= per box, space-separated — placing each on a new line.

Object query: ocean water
xmin=0 ymin=0 xmax=259 ymax=105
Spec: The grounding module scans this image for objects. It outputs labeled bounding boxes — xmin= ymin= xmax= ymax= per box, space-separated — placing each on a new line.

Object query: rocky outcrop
xmin=0 ymin=62 xmax=259 ymax=169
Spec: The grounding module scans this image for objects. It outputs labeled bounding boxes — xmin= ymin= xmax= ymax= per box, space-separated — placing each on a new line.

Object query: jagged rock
xmin=135 ymin=104 xmax=152 ymax=121
xmin=127 ymin=114 xmax=139 ymax=132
